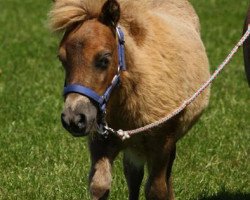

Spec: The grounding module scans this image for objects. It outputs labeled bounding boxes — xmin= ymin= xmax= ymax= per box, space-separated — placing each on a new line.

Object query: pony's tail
xmin=243 ymin=6 xmax=250 ymax=86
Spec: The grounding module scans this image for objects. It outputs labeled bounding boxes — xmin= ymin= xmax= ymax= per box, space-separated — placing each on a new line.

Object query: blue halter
xmin=63 ymin=26 xmax=126 ymax=114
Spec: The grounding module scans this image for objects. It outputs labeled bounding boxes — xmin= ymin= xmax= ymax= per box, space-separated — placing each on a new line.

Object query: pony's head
xmin=50 ymin=0 xmax=122 ymax=137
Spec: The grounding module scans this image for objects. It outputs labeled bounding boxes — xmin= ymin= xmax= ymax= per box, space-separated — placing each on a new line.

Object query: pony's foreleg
xmin=145 ymin=138 xmax=176 ymax=200
xmin=123 ymin=152 xmax=144 ymax=200
xmin=88 ymin=136 xmax=121 ymax=200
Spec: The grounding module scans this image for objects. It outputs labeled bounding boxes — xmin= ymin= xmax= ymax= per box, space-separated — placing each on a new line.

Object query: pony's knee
xmin=146 ymin=189 xmax=167 ymax=200
xmin=90 ymin=175 xmax=111 ymax=199
xmin=89 ymin=159 xmax=112 ymax=199
xmin=145 ymin=179 xmax=167 ymax=200
xmin=90 ymin=184 xmax=110 ymax=200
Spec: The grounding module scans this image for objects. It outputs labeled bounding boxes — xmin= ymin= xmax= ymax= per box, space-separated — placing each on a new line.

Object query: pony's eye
xmin=95 ymin=53 xmax=111 ymax=69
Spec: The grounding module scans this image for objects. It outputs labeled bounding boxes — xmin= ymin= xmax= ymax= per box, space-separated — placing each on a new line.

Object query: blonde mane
xmin=48 ymin=0 xmax=150 ymax=33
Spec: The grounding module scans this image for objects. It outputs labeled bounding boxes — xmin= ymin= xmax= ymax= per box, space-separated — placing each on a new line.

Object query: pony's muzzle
xmin=61 ymin=94 xmax=97 ymax=137
xmin=61 ymin=110 xmax=88 ymax=137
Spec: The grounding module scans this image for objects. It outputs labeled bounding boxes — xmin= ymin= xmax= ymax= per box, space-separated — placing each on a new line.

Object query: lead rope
xmin=105 ymin=25 xmax=250 ymax=141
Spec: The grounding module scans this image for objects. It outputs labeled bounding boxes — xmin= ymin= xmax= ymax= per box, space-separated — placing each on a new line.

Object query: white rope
xmin=107 ymin=26 xmax=250 ymax=140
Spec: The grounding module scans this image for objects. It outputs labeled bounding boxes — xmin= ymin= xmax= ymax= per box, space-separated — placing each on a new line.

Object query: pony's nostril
xmin=76 ymin=114 xmax=86 ymax=129
xmin=61 ymin=109 xmax=89 ymax=137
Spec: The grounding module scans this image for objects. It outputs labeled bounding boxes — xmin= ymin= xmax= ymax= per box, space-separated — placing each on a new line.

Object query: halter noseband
xmin=63 ymin=26 xmax=126 ymax=135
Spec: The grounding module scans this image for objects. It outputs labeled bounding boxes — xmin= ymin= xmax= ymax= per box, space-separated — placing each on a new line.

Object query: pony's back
xmin=150 ymin=0 xmax=200 ymax=32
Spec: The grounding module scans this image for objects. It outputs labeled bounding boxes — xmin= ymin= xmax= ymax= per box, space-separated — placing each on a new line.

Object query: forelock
xmin=48 ymin=0 xmax=106 ymax=33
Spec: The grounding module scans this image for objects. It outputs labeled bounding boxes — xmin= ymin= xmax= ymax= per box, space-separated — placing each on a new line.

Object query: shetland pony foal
xmin=49 ymin=0 xmax=210 ymax=199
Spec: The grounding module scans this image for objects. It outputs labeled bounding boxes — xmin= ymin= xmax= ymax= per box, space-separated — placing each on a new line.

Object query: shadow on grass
xmin=198 ymin=191 xmax=250 ymax=200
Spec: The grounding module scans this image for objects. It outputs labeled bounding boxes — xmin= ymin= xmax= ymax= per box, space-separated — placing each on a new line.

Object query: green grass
xmin=0 ymin=0 xmax=249 ymax=199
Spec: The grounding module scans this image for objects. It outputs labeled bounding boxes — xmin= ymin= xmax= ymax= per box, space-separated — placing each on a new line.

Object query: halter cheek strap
xmin=63 ymin=26 xmax=126 ymax=113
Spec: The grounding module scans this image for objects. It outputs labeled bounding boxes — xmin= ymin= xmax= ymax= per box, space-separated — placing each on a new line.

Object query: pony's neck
xmin=106 ymin=25 xmax=145 ymax=129
xmin=119 ymin=26 xmax=142 ymax=99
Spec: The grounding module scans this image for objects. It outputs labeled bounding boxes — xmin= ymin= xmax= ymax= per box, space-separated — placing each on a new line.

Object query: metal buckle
xmin=97 ymin=123 xmax=109 ymax=138
xmin=96 ymin=112 xmax=109 ymax=138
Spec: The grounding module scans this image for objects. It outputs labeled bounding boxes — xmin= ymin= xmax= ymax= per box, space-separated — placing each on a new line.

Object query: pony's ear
xmin=99 ymin=0 xmax=120 ymax=27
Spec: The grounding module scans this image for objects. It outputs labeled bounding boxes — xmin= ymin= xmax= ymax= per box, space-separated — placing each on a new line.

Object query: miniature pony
xmin=49 ymin=0 xmax=210 ymax=199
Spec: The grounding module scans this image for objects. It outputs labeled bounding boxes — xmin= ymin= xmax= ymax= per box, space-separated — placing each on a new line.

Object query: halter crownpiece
xmin=116 ymin=26 xmax=126 ymax=71
xmin=63 ymin=26 xmax=126 ymax=135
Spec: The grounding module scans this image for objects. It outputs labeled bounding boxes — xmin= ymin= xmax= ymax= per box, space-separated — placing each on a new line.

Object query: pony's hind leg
xmin=88 ymin=135 xmax=121 ymax=200
xmin=145 ymin=137 xmax=176 ymax=200
xmin=123 ymin=151 xmax=145 ymax=200
xmin=166 ymin=144 xmax=176 ymax=200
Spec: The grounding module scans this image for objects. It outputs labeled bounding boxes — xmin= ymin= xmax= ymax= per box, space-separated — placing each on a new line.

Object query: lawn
xmin=0 ymin=0 xmax=249 ymax=199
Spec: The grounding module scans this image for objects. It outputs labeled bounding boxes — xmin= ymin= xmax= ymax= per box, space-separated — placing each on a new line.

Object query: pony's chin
xmin=68 ymin=130 xmax=89 ymax=137
xmin=68 ymin=123 xmax=97 ymax=137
